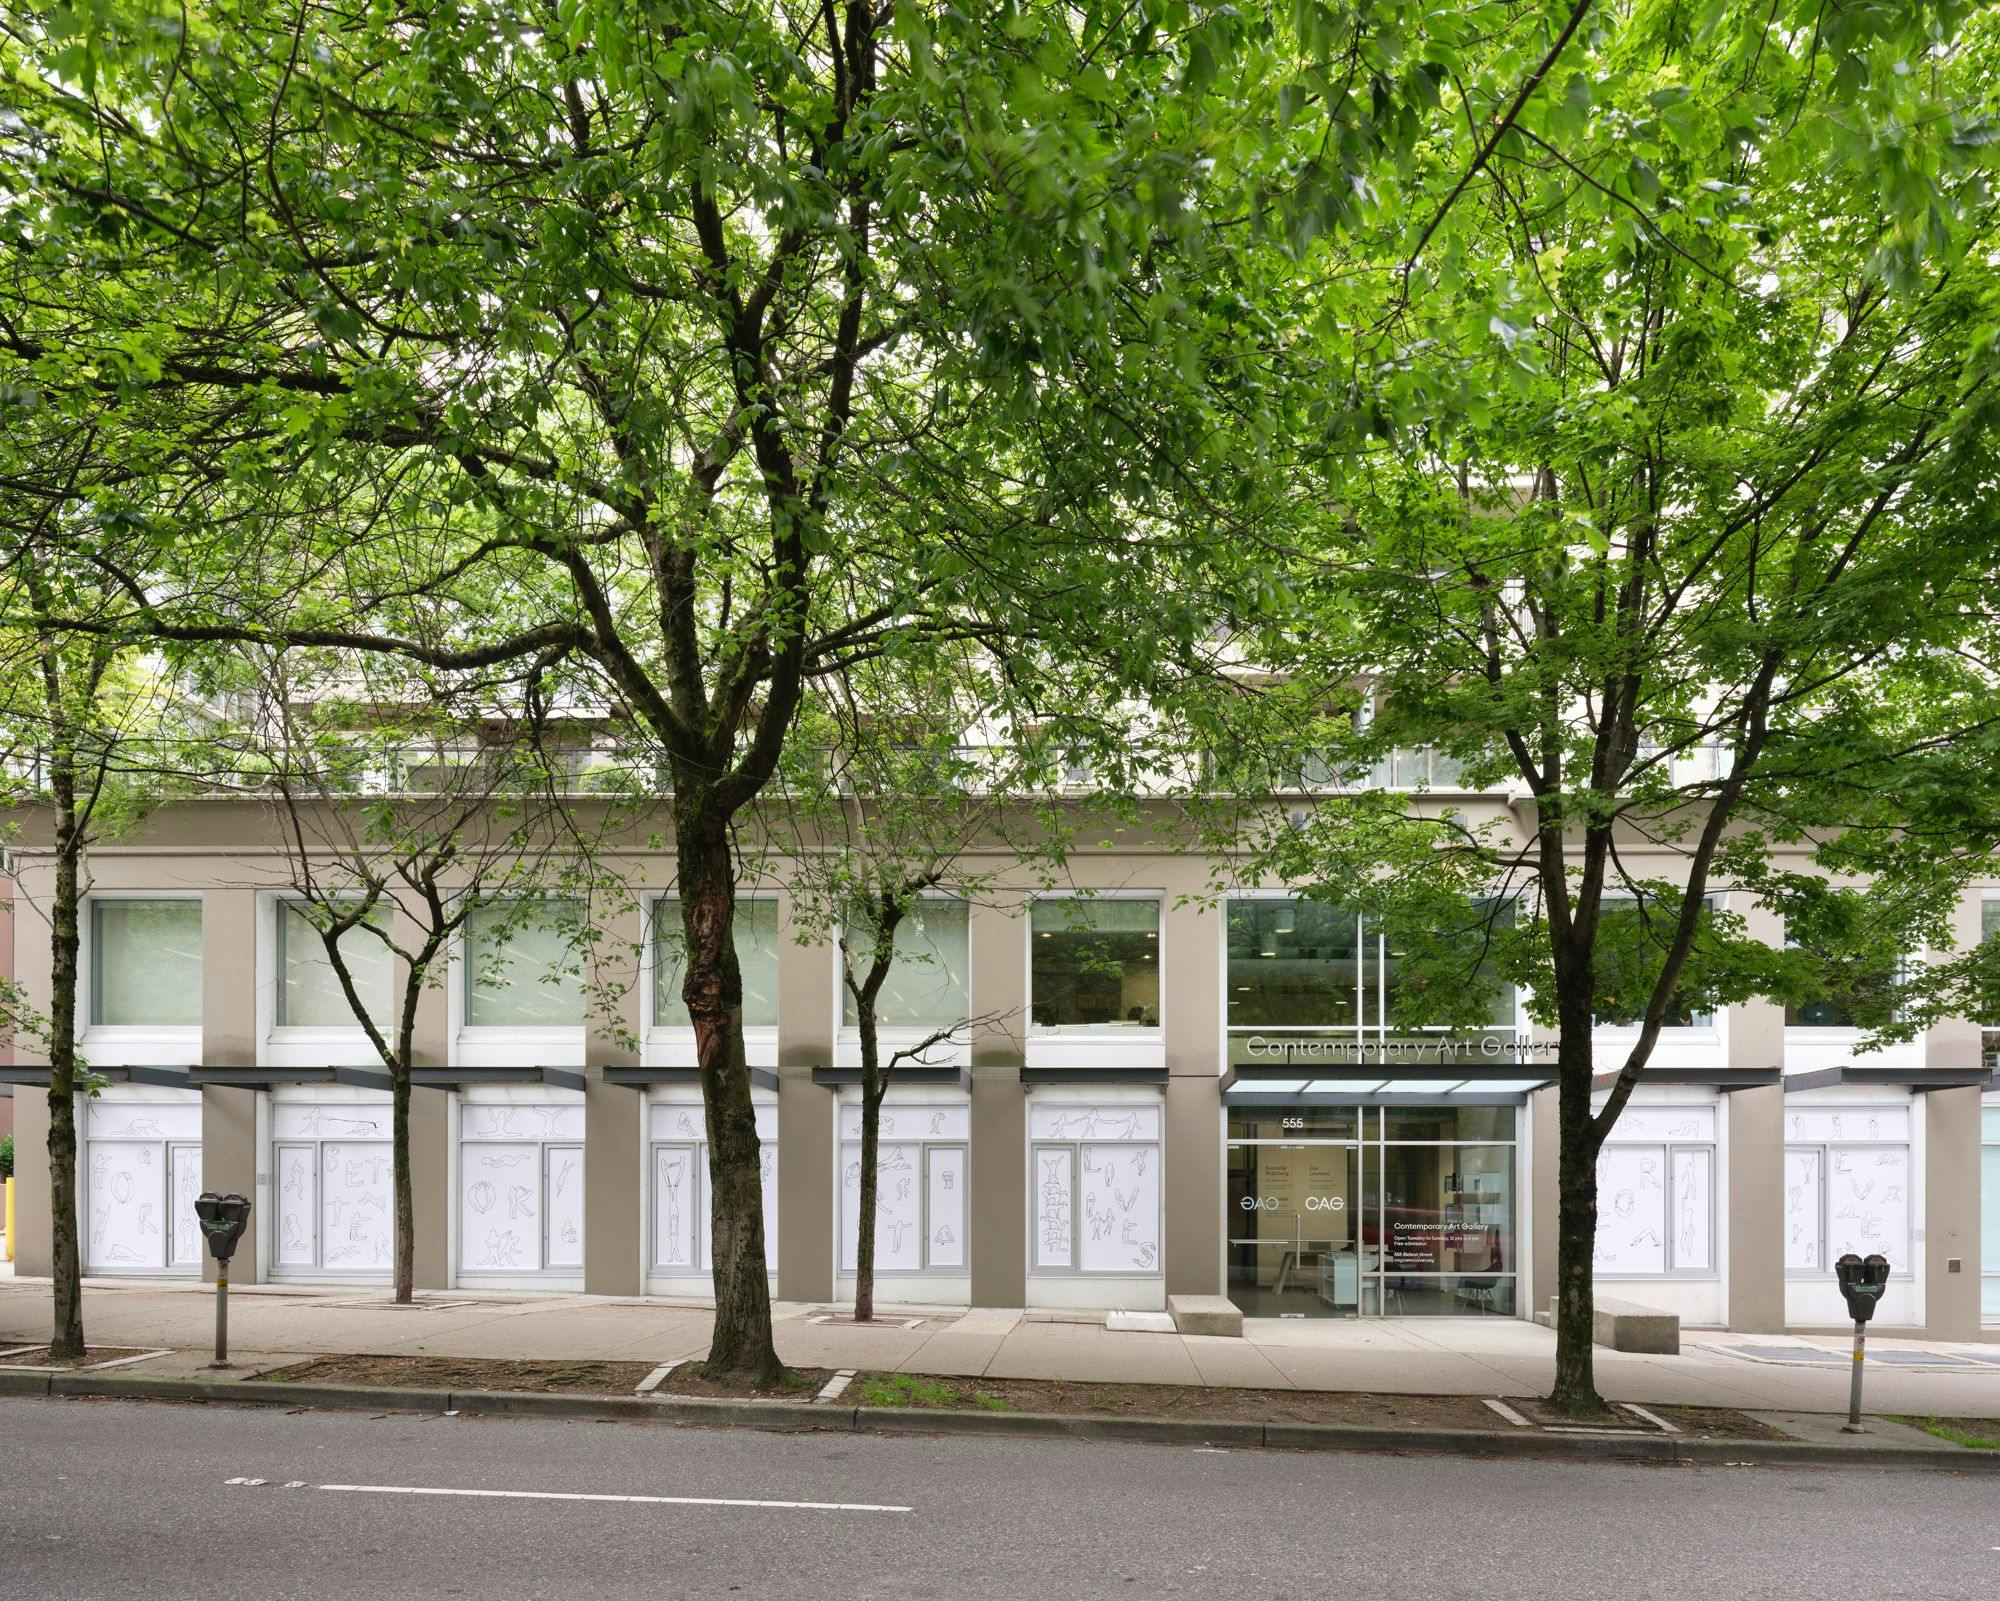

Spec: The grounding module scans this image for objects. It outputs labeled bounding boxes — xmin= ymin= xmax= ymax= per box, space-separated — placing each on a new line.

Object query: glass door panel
xmin=1225 ymin=1141 xmax=1360 ymax=1317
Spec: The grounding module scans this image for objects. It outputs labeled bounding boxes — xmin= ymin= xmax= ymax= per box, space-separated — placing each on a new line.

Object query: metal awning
xmin=1022 ymin=1066 xmax=1169 ymax=1087
xmin=0 ymin=1064 xmax=193 ymax=1089
xmin=189 ymin=1066 xmax=394 ymax=1092
xmin=811 ymin=1065 xmax=972 ymax=1091
xmin=1591 ymin=1066 xmax=1782 ymax=1094
xmin=1221 ymin=1061 xmax=1554 ymax=1105
xmin=603 ymin=1066 xmax=779 ymax=1094
xmin=409 ymin=1066 xmax=588 ymax=1094
xmin=1784 ymin=1065 xmax=1993 ymax=1094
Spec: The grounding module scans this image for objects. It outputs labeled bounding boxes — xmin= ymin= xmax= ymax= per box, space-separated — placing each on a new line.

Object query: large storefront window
xmin=839 ymin=1102 xmax=968 ymax=1274
xmin=1225 ymin=898 xmax=1514 ymax=1066
xmin=1225 ymin=1103 xmax=1518 ymax=1317
xmin=1783 ymin=1104 xmax=1911 ymax=1276
xmin=1593 ymin=1105 xmax=1718 ymax=1276
xmin=1031 ymin=898 xmax=1159 ymax=1029
xmin=843 ymin=898 xmax=970 ymax=1029
xmin=1029 ymin=1101 xmax=1163 ymax=1275
xmin=1981 ymin=1106 xmax=1999 ymax=1323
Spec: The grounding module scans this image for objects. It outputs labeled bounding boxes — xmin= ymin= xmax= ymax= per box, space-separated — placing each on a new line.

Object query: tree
xmin=774 ymin=649 xmax=1148 ymax=1318
xmin=230 ymin=645 xmax=624 ymax=1303
xmin=0 ymin=0 xmax=1387 ymax=1378
xmin=1214 ymin=0 xmax=2000 ymax=1412
xmin=0 ymin=528 xmax=216 ymax=1358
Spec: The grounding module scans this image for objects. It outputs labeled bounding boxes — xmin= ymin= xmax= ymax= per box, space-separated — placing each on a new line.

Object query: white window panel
xmin=1826 ymin=1145 xmax=1911 ymax=1273
xmin=1605 ymin=1105 xmax=1717 ymax=1144
xmin=1786 ymin=1106 xmax=1909 ymax=1144
xmin=1028 ymin=1103 xmax=1162 ymax=1142
xmin=926 ymin=1147 xmax=966 ymax=1270
xmin=1672 ymin=1148 xmax=1715 ymax=1273
xmin=1077 ymin=1142 xmax=1161 ymax=1274
xmin=169 ymin=1143 xmax=203 ymax=1269
xmin=85 ymin=1142 xmax=165 ymax=1271
xmin=275 ymin=1144 xmax=319 ymax=1267
xmin=461 ymin=1141 xmax=541 ymax=1271
xmin=1032 ymin=1145 xmax=1075 ymax=1270
xmin=544 ymin=1145 xmax=585 ymax=1270
xmin=1594 ymin=1143 xmax=1668 ymax=1274
xmin=651 ymin=1145 xmax=700 ymax=1270
xmin=91 ymin=899 xmax=203 ymax=1027
xmin=840 ymin=1103 xmax=970 ymax=1142
xmin=1785 ymin=1147 xmax=1825 ymax=1271
xmin=319 ymin=1142 xmax=392 ymax=1271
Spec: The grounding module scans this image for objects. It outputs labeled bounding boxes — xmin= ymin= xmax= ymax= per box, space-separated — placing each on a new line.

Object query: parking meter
xmin=1833 ymin=1252 xmax=1891 ymax=1433
xmin=194 ymin=1193 xmax=252 ymax=1367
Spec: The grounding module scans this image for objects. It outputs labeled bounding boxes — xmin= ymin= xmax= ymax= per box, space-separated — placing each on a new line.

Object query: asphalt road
xmin=3 ymin=1396 xmax=1996 ymax=1600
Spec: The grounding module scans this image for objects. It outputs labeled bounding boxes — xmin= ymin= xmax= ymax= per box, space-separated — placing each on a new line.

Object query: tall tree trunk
xmin=855 ymin=1024 xmax=882 ymax=1323
xmin=1549 ymin=984 xmax=1605 ymax=1416
xmin=678 ymin=801 xmax=781 ymax=1383
xmin=392 ymin=1068 xmax=414 ymax=1304
xmin=46 ymin=768 xmax=85 ymax=1359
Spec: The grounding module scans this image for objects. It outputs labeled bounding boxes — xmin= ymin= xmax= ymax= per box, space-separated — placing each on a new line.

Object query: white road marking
xmin=1481 ymin=1398 xmax=1532 ymax=1428
xmin=634 ymin=1360 xmax=684 ymax=1395
xmin=315 ymin=1483 xmax=913 ymax=1514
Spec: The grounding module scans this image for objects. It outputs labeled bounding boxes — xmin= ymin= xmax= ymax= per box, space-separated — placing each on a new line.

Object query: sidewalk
xmin=3 ymin=1274 xmax=1996 ymax=1418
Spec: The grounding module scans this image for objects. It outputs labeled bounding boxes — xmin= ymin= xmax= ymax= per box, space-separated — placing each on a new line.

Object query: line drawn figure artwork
xmin=1100 ymin=1159 xmax=1117 ymax=1187
xmin=1614 ymin=1189 xmax=1636 ymax=1218
xmin=530 ymin=1107 xmax=566 ymax=1136
xmin=1638 ymin=1157 xmax=1661 ymax=1191
xmin=883 ymin=1218 xmax=912 ymax=1255
xmin=346 ymin=1156 xmax=388 ymax=1187
xmin=480 ymin=1107 xmax=520 ymax=1136
xmin=480 ymin=1152 xmax=531 ymax=1169
xmin=1831 ymin=1115 xmax=1843 ymax=1139
xmin=106 ymin=1244 xmax=142 ymax=1262
xmin=1039 ymin=1154 xmax=1072 ymax=1256
xmin=657 ymin=1152 xmax=689 ymax=1265
xmin=135 ymin=1147 xmax=152 ymax=1167
xmin=284 ymin=1161 xmax=310 ymax=1200
xmin=1046 ymin=1111 xmax=1091 ymax=1140
xmin=90 ymin=1152 xmax=111 ymax=1189
xmin=375 ymin=1237 xmax=390 ymax=1264
xmin=893 ymin=1176 xmax=912 ymax=1204
xmin=1790 ymin=1222 xmax=1804 ymax=1244
xmin=1876 ymin=1153 xmax=1902 ymax=1168
xmin=105 ymin=1118 xmax=164 ymax=1138
xmin=325 ymin=1243 xmax=363 ymax=1264
xmin=928 ymin=1112 xmax=945 ymax=1136
xmin=1669 ymin=1120 xmax=1698 ymax=1137
xmin=91 ymin=1204 xmax=110 ymax=1246
xmin=1629 ymin=1228 xmax=1661 ymax=1249
xmin=940 ymin=1169 xmax=954 ymax=1192
xmin=1859 ymin=1215 xmax=1884 ymax=1242
xmin=284 ymin=1214 xmax=307 ymax=1253
xmin=561 ymin=1219 xmax=578 ymax=1246
xmin=506 ymin=1185 xmax=536 ymax=1221
xmin=468 ymin=1181 xmax=497 ymax=1214
xmin=843 ymin=1160 xmax=860 ymax=1189
xmin=1791 ymin=1114 xmax=1805 ymax=1140
xmin=300 ymin=1109 xmax=381 ymax=1137
xmin=1849 ymin=1177 xmax=1876 ymax=1201
xmin=1867 ymin=1115 xmax=1881 ymax=1139
xmin=881 ymin=1148 xmax=913 ymax=1174
xmin=478 ymin=1230 xmax=524 ymax=1268
xmin=1087 ymin=1196 xmax=1114 ymax=1242
xmin=1833 ymin=1153 xmax=1852 ymax=1177
xmin=1081 ymin=1149 xmax=1098 ymax=1176
xmin=553 ymin=1158 xmax=575 ymax=1199
xmin=934 ymin=1223 xmax=954 ymax=1247
xmin=1114 ymin=1185 xmax=1139 ymax=1214
xmin=111 ymin=1170 xmax=135 ymax=1205
xmin=1090 ymin=1111 xmax=1141 ymax=1140
xmin=348 ymin=1213 xmax=370 ymax=1243
xmin=676 ymin=1112 xmax=700 ymax=1138
xmin=1131 ymin=1149 xmax=1149 ymax=1178
xmin=1135 ymin=1244 xmax=1158 ymax=1270
xmin=1882 ymin=1185 xmax=1902 ymax=1203
xmin=1678 ymin=1186 xmax=1696 ymax=1259
xmin=355 ymin=1191 xmax=387 ymax=1214
xmin=137 ymin=1202 xmax=157 ymax=1236
xmin=880 ymin=1116 xmax=895 ymax=1136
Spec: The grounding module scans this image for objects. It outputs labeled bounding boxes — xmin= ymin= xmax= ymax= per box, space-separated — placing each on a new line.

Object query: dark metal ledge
xmin=1783 ymin=1065 xmax=1993 ymax=1094
xmin=1591 ymin=1066 xmax=1782 ymax=1094
xmin=1021 ymin=1066 xmax=1169 ymax=1087
xmin=0 ymin=1065 xmax=192 ymax=1089
xmin=410 ymin=1066 xmax=587 ymax=1094
xmin=189 ymin=1065 xmax=393 ymax=1092
xmin=603 ymin=1066 xmax=778 ymax=1094
xmin=811 ymin=1065 xmax=972 ymax=1091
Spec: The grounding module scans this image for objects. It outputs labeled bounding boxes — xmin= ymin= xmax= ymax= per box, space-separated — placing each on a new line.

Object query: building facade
xmin=5 ymin=798 xmax=1996 ymax=1337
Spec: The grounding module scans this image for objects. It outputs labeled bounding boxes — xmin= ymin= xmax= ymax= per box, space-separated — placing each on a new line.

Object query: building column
xmin=582 ymin=891 xmax=645 ymax=1296
xmin=1163 ymin=895 xmax=1221 ymax=1297
xmin=967 ymin=897 xmax=1026 ymax=1307
xmin=200 ymin=889 xmax=258 ymax=1283
xmin=1728 ymin=901 xmax=1788 ymax=1330
xmin=777 ymin=889 xmax=835 ymax=1303
xmin=1924 ymin=1085 xmax=1982 ymax=1338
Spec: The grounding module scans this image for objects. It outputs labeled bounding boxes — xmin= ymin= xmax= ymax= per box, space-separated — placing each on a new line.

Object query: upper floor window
xmin=1031 ymin=897 xmax=1159 ymax=1029
xmin=464 ymin=900 xmax=585 ymax=1028
xmin=90 ymin=899 xmax=203 ymax=1028
xmin=1783 ymin=946 xmax=1897 ymax=1029
xmin=843 ymin=898 xmax=970 ymax=1030
xmin=654 ymin=897 xmax=780 ymax=1030
xmin=1592 ymin=897 xmax=1716 ymax=1029
xmin=277 ymin=900 xmax=391 ymax=1028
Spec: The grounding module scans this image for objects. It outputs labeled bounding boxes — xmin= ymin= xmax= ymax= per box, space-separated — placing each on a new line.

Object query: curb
xmin=3 ymin=1367 xmax=1993 ymax=1473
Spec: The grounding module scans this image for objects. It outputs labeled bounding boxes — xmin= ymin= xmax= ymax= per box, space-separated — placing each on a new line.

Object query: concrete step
xmin=1167 ymin=1294 xmax=1243 ymax=1338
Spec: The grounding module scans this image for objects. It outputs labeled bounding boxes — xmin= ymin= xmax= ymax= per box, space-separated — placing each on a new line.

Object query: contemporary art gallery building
xmin=6 ymin=792 xmax=1997 ymax=1338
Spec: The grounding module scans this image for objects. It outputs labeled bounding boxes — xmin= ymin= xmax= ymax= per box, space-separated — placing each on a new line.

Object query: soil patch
xmin=648 ymin=1365 xmax=829 ymax=1401
xmin=0 ymin=1346 xmax=158 ymax=1370
xmin=256 ymin=1355 xmax=661 ymax=1395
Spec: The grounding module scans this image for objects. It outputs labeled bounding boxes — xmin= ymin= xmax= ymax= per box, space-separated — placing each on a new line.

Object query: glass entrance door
xmin=1226 ymin=1139 xmax=1362 ymax=1316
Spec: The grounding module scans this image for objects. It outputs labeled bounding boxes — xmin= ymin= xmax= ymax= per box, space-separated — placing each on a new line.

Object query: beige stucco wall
xmin=776 ymin=889 xmax=835 ymax=1302
xmin=583 ymin=891 xmax=645 ymax=1296
xmin=967 ymin=898 xmax=1026 ymax=1306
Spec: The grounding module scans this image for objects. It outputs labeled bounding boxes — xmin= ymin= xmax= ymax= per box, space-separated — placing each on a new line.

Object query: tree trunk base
xmin=1547 ymin=1384 xmax=1615 ymax=1420
xmin=697 ymin=1355 xmax=792 ymax=1388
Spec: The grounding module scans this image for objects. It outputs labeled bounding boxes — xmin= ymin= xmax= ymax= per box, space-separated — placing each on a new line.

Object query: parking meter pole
xmin=211 ymin=1259 xmax=230 ymax=1369
xmin=1843 ymin=1317 xmax=1865 ymax=1434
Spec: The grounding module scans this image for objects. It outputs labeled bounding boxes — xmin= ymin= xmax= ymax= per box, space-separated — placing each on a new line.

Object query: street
xmin=2 ymin=1396 xmax=1995 ymax=1599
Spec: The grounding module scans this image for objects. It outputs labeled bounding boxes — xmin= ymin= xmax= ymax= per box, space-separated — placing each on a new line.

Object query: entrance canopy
xmin=1221 ymin=1061 xmax=1552 ymax=1106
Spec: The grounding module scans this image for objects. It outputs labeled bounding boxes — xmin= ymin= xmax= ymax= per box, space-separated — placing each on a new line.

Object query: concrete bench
xmin=1168 ymin=1295 xmax=1243 ymax=1338
xmin=1537 ymin=1297 xmax=1680 ymax=1355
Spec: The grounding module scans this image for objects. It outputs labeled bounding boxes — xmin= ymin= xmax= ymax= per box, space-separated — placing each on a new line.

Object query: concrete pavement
xmin=6 ymin=1394 xmax=1999 ymax=1600
xmin=3 ymin=1273 xmax=1998 ymax=1417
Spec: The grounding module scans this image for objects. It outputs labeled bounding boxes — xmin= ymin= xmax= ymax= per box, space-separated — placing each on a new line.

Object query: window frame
xmin=1027 ymin=892 xmax=1164 ymax=1034
xmin=83 ymin=892 xmax=205 ymax=1037
xmin=458 ymin=897 xmax=588 ymax=1033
